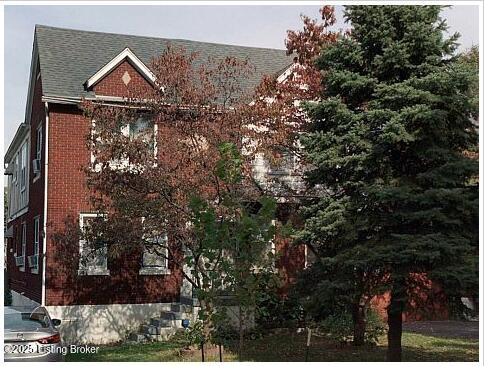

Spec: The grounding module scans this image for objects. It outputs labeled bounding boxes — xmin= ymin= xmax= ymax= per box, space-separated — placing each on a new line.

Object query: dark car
xmin=4 ymin=306 xmax=64 ymax=362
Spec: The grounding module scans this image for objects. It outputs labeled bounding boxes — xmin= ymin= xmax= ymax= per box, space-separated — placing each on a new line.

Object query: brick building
xmin=5 ymin=24 xmax=455 ymax=345
xmin=4 ymin=25 xmax=304 ymax=344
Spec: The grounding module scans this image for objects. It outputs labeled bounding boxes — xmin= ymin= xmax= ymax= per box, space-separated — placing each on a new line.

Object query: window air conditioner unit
xmin=15 ymin=255 xmax=25 ymax=267
xmin=28 ymin=254 xmax=39 ymax=268
xmin=32 ymin=159 xmax=41 ymax=174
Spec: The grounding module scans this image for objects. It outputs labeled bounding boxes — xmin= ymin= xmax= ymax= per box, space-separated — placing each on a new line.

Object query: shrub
xmin=176 ymin=320 xmax=205 ymax=349
xmin=318 ymin=309 xmax=386 ymax=345
xmin=212 ymin=321 xmax=238 ymax=345
xmin=364 ymin=309 xmax=387 ymax=345
xmin=318 ymin=311 xmax=353 ymax=344
xmin=255 ymin=274 xmax=305 ymax=329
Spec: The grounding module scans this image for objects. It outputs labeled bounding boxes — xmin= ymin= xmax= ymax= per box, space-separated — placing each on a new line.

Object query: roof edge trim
xmin=5 ymin=123 xmax=31 ymax=163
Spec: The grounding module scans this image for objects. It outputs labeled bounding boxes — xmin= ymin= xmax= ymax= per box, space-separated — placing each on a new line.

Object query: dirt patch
xmin=179 ymin=345 xmax=224 ymax=361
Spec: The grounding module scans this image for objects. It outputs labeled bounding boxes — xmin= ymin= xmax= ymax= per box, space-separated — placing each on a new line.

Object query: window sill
xmin=31 ymin=268 xmax=39 ymax=274
xmin=78 ymin=268 xmax=110 ymax=276
xmin=139 ymin=267 xmax=171 ymax=275
xmin=7 ymin=206 xmax=29 ymax=223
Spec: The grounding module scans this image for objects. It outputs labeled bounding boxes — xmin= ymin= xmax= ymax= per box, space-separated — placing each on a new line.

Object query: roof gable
xmin=86 ymin=47 xmax=155 ymax=89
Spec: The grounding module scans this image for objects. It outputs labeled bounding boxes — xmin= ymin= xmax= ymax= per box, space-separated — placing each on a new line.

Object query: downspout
xmin=41 ymin=101 xmax=49 ymax=306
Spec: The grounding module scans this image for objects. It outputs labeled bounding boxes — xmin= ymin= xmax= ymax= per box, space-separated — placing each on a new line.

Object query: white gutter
xmin=41 ymin=95 xmax=80 ymax=105
xmin=41 ymin=101 xmax=49 ymax=306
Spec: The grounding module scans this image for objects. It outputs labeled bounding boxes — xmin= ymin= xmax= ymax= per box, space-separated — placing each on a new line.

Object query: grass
xmin=66 ymin=331 xmax=479 ymax=362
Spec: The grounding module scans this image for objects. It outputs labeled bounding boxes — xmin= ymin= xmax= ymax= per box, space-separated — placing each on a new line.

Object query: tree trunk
xmin=238 ymin=305 xmax=244 ymax=361
xmin=199 ymin=299 xmax=213 ymax=345
xmin=386 ymin=285 xmax=406 ymax=362
xmin=352 ymin=303 xmax=366 ymax=346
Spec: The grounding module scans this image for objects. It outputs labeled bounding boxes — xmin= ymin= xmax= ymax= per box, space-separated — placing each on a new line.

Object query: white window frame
xmin=7 ymin=133 xmax=30 ymax=222
xmin=13 ymin=153 xmax=18 ymax=184
xmin=19 ymin=140 xmax=29 ymax=208
xmin=267 ymin=148 xmax=297 ymax=176
xmin=19 ymin=222 xmax=27 ymax=272
xmin=33 ymin=124 xmax=42 ymax=181
xmin=78 ymin=213 xmax=110 ymax=276
xmin=30 ymin=216 xmax=40 ymax=274
xmin=20 ymin=143 xmax=27 ymax=191
xmin=139 ymin=217 xmax=170 ymax=275
xmin=90 ymin=116 xmax=158 ymax=172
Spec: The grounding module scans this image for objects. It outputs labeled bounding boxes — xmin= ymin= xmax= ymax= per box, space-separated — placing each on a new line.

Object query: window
xmin=140 ymin=235 xmax=169 ymax=275
xmin=128 ymin=117 xmax=155 ymax=141
xmin=18 ymin=222 xmax=27 ymax=271
xmin=34 ymin=125 xmax=42 ymax=179
xmin=91 ymin=115 xmax=157 ymax=172
xmin=78 ymin=213 xmax=109 ymax=276
xmin=139 ymin=218 xmax=169 ymax=275
xmin=12 ymin=152 xmax=19 ymax=214
xmin=124 ymin=116 xmax=157 ymax=161
xmin=19 ymin=142 xmax=28 ymax=207
xmin=7 ymin=136 xmax=30 ymax=220
xmin=30 ymin=216 xmax=40 ymax=273
xmin=13 ymin=153 xmax=18 ymax=184
xmin=267 ymin=147 xmax=297 ymax=175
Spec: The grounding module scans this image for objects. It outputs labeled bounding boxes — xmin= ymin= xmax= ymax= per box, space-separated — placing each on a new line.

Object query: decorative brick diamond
xmin=122 ymin=71 xmax=131 ymax=85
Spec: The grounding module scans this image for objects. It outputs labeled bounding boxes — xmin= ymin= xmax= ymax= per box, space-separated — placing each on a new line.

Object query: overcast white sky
xmin=3 ymin=4 xmax=480 ymax=153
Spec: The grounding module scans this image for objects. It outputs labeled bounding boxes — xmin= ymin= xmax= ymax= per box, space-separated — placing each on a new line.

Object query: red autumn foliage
xmin=249 ymin=5 xmax=338 ymax=165
xmin=79 ymin=6 xmax=339 ymax=291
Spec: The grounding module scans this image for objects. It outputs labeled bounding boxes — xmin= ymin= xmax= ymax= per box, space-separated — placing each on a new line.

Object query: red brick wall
xmin=45 ymin=103 xmax=183 ymax=306
xmin=6 ymin=66 xmax=45 ymax=304
xmin=11 ymin=59 xmax=306 ymax=307
xmin=92 ymin=59 xmax=152 ymax=98
xmin=275 ymin=205 xmax=306 ymax=293
xmin=371 ymin=274 xmax=449 ymax=322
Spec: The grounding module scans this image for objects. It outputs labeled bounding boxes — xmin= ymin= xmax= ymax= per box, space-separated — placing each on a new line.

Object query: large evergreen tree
xmin=299 ymin=5 xmax=478 ymax=361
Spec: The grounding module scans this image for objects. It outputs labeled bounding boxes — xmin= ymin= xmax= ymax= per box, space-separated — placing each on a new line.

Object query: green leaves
xmin=324 ymin=70 xmax=377 ymax=106
xmin=215 ymin=142 xmax=243 ymax=184
xmin=297 ymin=4 xmax=479 ymax=328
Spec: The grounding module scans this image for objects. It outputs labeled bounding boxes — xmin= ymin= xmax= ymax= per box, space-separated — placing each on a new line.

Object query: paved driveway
xmin=403 ymin=320 xmax=479 ymax=340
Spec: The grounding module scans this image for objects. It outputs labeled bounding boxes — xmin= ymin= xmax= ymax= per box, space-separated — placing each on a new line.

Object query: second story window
xmin=33 ymin=125 xmax=42 ymax=179
xmin=13 ymin=154 xmax=18 ymax=185
xmin=267 ymin=147 xmax=297 ymax=176
xmin=6 ymin=127 xmax=30 ymax=221
xmin=91 ymin=115 xmax=157 ymax=172
xmin=123 ymin=115 xmax=157 ymax=153
xmin=19 ymin=141 xmax=28 ymax=208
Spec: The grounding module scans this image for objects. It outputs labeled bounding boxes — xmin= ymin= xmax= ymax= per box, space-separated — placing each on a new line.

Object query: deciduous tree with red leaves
xmin=79 ymin=45 xmax=284 ymax=343
xmin=78 ymin=5 xmax=341 ymax=347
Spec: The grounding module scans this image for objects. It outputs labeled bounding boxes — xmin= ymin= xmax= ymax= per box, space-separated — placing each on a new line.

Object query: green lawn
xmin=66 ymin=331 xmax=479 ymax=362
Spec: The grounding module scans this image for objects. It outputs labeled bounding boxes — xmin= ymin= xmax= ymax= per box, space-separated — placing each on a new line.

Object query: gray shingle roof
xmin=35 ymin=25 xmax=293 ymax=100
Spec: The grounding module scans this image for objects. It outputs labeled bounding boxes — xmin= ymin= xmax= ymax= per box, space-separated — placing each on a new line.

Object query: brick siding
xmin=6 ymin=65 xmax=45 ymax=304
